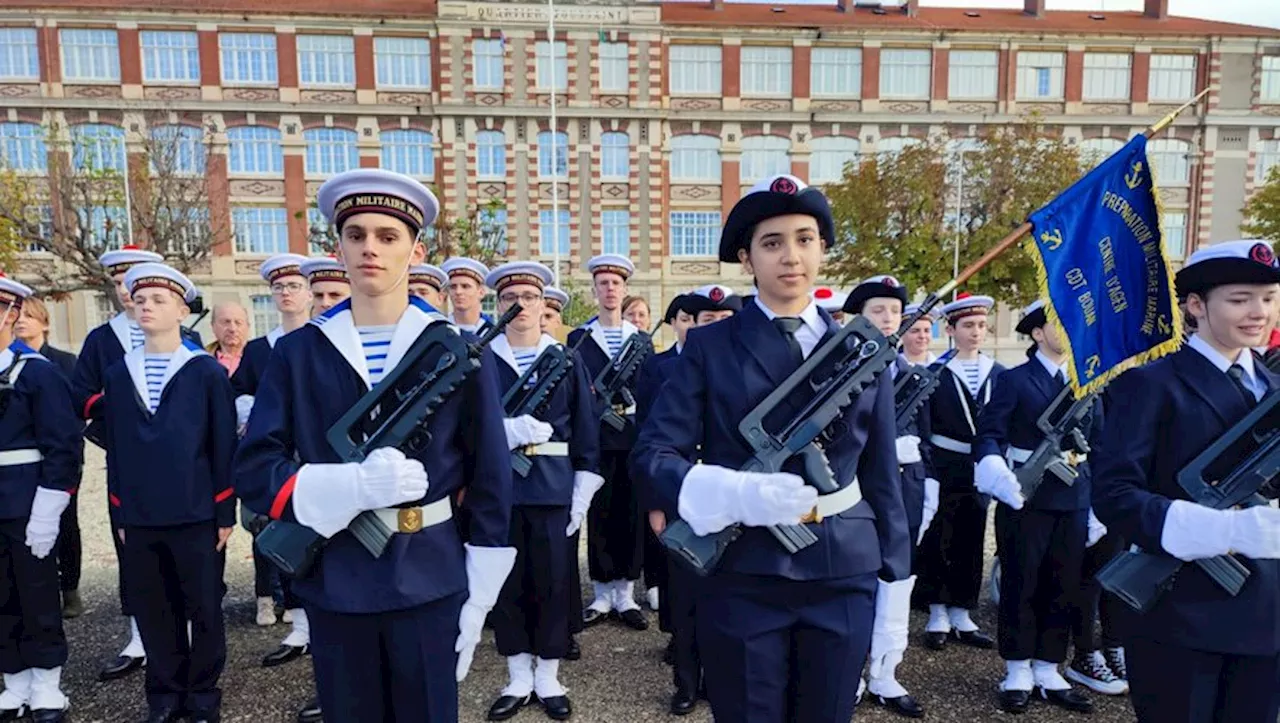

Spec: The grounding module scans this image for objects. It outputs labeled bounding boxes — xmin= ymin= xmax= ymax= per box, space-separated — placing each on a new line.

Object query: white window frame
xmin=1256 ymin=139 xmax=1280 ymax=184
xmin=472 ymin=38 xmax=504 ymax=91
xmin=669 ymin=135 xmax=721 ymax=183
xmin=77 ymin=206 xmax=129 ymax=253
xmin=250 ymin=294 xmax=279 ymax=336
xmin=599 ymin=41 xmax=628 ymax=93
xmin=1162 ymin=210 xmax=1187 ymax=260
xmin=669 ymin=45 xmax=721 ymax=95
xmin=741 ymin=46 xmax=792 ymax=97
xmin=140 ymin=30 xmax=200 ymax=84
xmin=70 ymin=124 xmax=126 ymax=172
xmin=879 ymin=48 xmax=931 ymax=100
xmin=669 ymin=211 xmax=721 ymax=257
xmin=537 ymin=131 xmax=568 ymax=178
xmin=476 ymin=130 xmax=506 ymax=178
xmin=1079 ymin=137 xmax=1124 ymax=168
xmin=303 ymin=128 xmax=358 ymax=176
xmin=1083 ymin=52 xmax=1131 ymax=102
xmin=601 ymin=209 xmax=630 ymax=255
xmin=227 ymin=126 xmax=283 ymax=175
xmin=1016 ymin=51 xmax=1065 ymax=101
xmin=810 ymin=47 xmax=861 ymax=98
xmin=1148 ymin=54 xmax=1195 ymax=103
xmin=0 ymin=28 xmax=39 ymax=82
xmin=538 ymin=209 xmax=570 ymax=256
xmin=535 ymin=40 xmax=567 ymax=91
xmin=1147 ymin=138 xmax=1192 ymax=186
xmin=374 ymin=36 xmax=431 ymax=90
xmin=232 ymin=206 xmax=290 ymax=255
xmin=740 ymin=136 xmax=791 ymax=183
xmin=150 ymin=125 xmax=206 ymax=176
xmin=1263 ymin=57 xmax=1280 ymax=103
xmin=220 ymin=33 xmax=278 ymax=86
xmin=808 ymin=136 xmax=859 ymax=185
xmin=60 ymin=28 xmax=120 ymax=82
xmin=0 ymin=122 xmax=47 ymax=172
xmin=948 ymin=49 xmax=998 ymax=100
xmin=380 ymin=129 xmax=434 ymax=179
xmin=876 ymin=136 xmax=921 ymax=159
xmin=297 ymin=35 xmax=355 ymax=88
xmin=600 ymin=131 xmax=629 ymax=181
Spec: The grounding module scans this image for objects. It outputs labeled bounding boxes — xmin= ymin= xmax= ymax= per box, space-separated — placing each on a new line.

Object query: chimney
xmin=1144 ymin=0 xmax=1169 ymax=19
xmin=837 ymin=0 xmax=854 ymax=11
xmin=1023 ymin=0 xmax=1046 ymax=18
xmin=904 ymin=0 xmax=918 ymax=17
xmin=711 ymin=0 xmax=724 ymax=8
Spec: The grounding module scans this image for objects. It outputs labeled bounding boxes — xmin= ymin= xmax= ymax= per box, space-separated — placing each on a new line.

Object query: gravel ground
xmin=58 ymin=447 xmax=1136 ymax=722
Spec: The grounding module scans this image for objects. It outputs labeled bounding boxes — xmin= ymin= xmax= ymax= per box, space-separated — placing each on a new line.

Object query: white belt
xmin=0 ymin=449 xmax=42 ymax=467
xmin=521 ymin=442 xmax=569 ymax=456
xmin=370 ymin=498 xmax=452 ymax=535
xmin=930 ymin=435 xmax=971 ymax=455
xmin=810 ymin=478 xmax=863 ymax=521
xmin=1007 ymin=446 xmax=1087 ymax=466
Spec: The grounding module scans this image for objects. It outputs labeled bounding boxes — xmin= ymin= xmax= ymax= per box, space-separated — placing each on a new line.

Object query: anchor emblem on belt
xmin=398 ymin=508 xmax=423 ymax=533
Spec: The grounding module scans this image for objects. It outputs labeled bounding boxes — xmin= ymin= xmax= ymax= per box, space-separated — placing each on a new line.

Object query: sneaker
xmin=1103 ymin=647 xmax=1127 ymax=681
xmin=256 ymin=597 xmax=277 ymax=627
xmin=1066 ymin=651 xmax=1128 ymax=695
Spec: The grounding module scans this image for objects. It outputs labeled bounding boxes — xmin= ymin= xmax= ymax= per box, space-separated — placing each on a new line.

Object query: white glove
xmin=869 ymin=575 xmax=916 ymax=680
xmin=1162 ymin=500 xmax=1280 ymax=561
xmin=235 ymin=395 xmax=255 ymax=428
xmin=918 ymin=477 xmax=940 ymax=545
xmin=975 ymin=455 xmax=1025 ymax=510
xmin=677 ymin=464 xmax=818 ymax=536
xmin=894 ymin=435 xmax=922 ymax=466
xmin=1086 ymin=508 xmax=1107 ymax=548
xmin=292 ymin=448 xmax=429 ymax=538
xmin=455 ymin=543 xmax=518 ymax=682
xmin=502 ymin=415 xmax=554 ymax=450
xmin=567 ymin=471 xmax=605 ymax=536
xmin=25 ymin=488 xmax=70 ymax=559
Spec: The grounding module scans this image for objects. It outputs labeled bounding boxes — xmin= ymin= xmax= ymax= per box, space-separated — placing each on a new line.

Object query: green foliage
xmin=425 ymin=196 xmax=506 ymax=267
xmin=556 ymin=274 xmax=596 ymax=330
xmin=1243 ymin=164 xmax=1280 ymax=243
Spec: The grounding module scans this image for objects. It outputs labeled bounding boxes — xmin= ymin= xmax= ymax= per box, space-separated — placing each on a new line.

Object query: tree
xmin=556 ymin=274 xmax=596 ymax=329
xmin=424 ymin=196 xmax=508 ymax=267
xmin=0 ymin=116 xmax=225 ymax=308
xmin=824 ymin=120 xmax=1086 ymax=307
xmin=1243 ymin=164 xmax=1280 ymax=242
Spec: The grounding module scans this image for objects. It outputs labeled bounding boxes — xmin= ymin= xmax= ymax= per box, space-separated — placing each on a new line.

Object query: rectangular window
xmin=948 ymin=49 xmax=998 ymax=99
xmin=538 ymin=209 xmax=570 ymax=256
xmin=476 ymin=131 xmax=506 ymax=178
xmin=538 ymin=133 xmax=567 ymax=178
xmin=220 ymin=33 xmax=278 ymax=85
xmin=141 ymin=30 xmax=199 ymax=84
xmin=1083 ymin=52 xmax=1131 ymax=102
xmin=669 ymin=45 xmax=721 ymax=95
xmin=0 ymin=123 xmax=47 ymax=172
xmin=297 ymin=35 xmax=354 ymax=87
xmin=601 ymin=210 xmax=630 ymax=255
xmin=536 ymin=40 xmax=567 ymax=91
xmin=472 ymin=38 xmax=504 ymax=90
xmin=599 ymin=42 xmax=628 ymax=93
xmin=60 ymin=28 xmax=120 ymax=82
xmin=600 ymin=133 xmax=629 ymax=180
xmin=232 ymin=206 xmax=289 ymax=255
xmin=1148 ymin=54 xmax=1196 ymax=102
xmin=380 ymin=130 xmax=434 ymax=178
xmin=741 ymin=46 xmax=792 ymax=97
xmin=880 ymin=48 xmax=931 ymax=100
xmin=1162 ymin=211 xmax=1187 ymax=259
xmin=0 ymin=28 xmax=40 ymax=81
xmin=1262 ymin=57 xmax=1280 ymax=103
xmin=227 ymin=127 xmax=283 ymax=174
xmin=1016 ymin=51 xmax=1065 ymax=100
xmin=479 ymin=208 xmax=509 ymax=255
xmin=810 ymin=47 xmax=861 ymax=98
xmin=251 ymin=295 xmax=278 ymax=337
xmin=374 ymin=36 xmax=431 ymax=89
xmin=1258 ymin=141 xmax=1280 ymax=184
xmin=669 ymin=211 xmax=721 ymax=257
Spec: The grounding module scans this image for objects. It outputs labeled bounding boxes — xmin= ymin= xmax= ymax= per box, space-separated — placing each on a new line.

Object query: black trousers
xmin=111 ymin=509 xmax=138 ymax=617
xmin=666 ymin=557 xmax=701 ymax=694
xmin=995 ymin=506 xmax=1086 ymax=663
xmin=1127 ymin=636 xmax=1280 ymax=723
xmin=1073 ymin=532 xmax=1125 ymax=653
xmin=55 ymin=495 xmax=80 ymax=593
xmin=124 ymin=522 xmax=226 ymax=716
xmin=494 ymin=506 xmax=571 ymax=660
xmin=915 ymin=488 xmax=989 ymax=610
xmin=0 ymin=518 xmax=67 ymax=673
xmin=643 ymin=524 xmax=667 ymax=593
xmin=567 ymin=530 xmax=583 ymax=635
xmin=587 ymin=450 xmax=645 ymax=583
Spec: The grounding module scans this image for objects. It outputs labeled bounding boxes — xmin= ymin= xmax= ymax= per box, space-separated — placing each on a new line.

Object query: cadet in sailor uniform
xmin=914 ymin=292 xmax=1001 ymax=651
xmin=301 ymin=257 xmax=350 ymax=318
xmin=542 ymin=288 xmax=569 ymax=338
xmin=100 ymin=263 xmax=235 ymax=723
xmin=484 ymin=262 xmax=602 ymax=722
xmin=633 ymin=175 xmax=911 ymax=723
xmin=0 ymin=275 xmax=80 ymax=723
xmin=409 ymin=264 xmax=449 ymax=311
xmin=443 ymin=258 xmax=493 ymax=335
xmin=972 ymin=300 xmax=1099 ymax=714
xmin=844 ymin=275 xmax=939 ymax=719
xmin=1093 ymin=239 xmax=1280 ymax=723
xmin=235 ymin=169 xmax=515 ymax=722
xmin=901 ymin=303 xmax=939 ymax=366
xmin=570 ymin=255 xmax=651 ymax=632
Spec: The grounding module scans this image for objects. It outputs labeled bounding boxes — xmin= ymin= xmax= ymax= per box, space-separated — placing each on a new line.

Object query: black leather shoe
xmin=998 ymin=689 xmax=1031 ymax=714
xmin=540 ymin=695 xmax=572 ymax=721
xmin=296 ymin=698 xmax=322 ymax=723
xmin=1037 ymin=687 xmax=1094 ymax=713
xmin=32 ymin=708 xmax=67 ymax=723
xmin=669 ymin=688 xmax=696 ymax=716
xmin=662 ymin=638 xmax=675 ymax=665
xmin=487 ymin=694 xmax=530 ymax=721
xmin=952 ymin=629 xmax=995 ymax=649
xmin=874 ymin=693 xmax=925 ymax=719
xmin=262 ymin=644 xmax=309 ymax=668
xmin=618 ymin=609 xmax=648 ymax=631
xmin=564 ymin=637 xmax=580 ymax=661
xmin=100 ymin=654 xmax=145 ymax=681
xmin=581 ymin=608 xmax=608 ymax=627
xmin=923 ymin=631 xmax=948 ymax=650
xmin=142 ymin=708 xmax=182 ymax=723
xmin=0 ymin=705 xmax=28 ymax=721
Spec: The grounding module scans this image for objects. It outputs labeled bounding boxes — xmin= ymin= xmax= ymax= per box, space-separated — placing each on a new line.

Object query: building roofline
xmin=1 ymin=0 xmax=436 ymax=18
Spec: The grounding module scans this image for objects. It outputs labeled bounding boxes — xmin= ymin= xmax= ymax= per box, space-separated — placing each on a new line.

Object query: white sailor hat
xmin=316 ymin=169 xmax=439 ymax=236
xmin=409 ymin=264 xmax=448 ymax=291
xmin=300 ymin=256 xmax=349 ymax=284
xmin=1015 ymin=299 xmax=1048 ymax=336
xmin=586 ymin=254 xmax=635 ymax=281
xmin=544 ymin=286 xmax=570 ymax=312
xmin=844 ymin=276 xmax=907 ymax=314
xmin=100 ymin=245 xmax=163 ymax=277
xmin=442 ymin=257 xmax=489 ymax=287
xmin=1176 ymin=239 xmax=1280 ymax=298
xmin=0 ymin=273 xmax=32 ymax=309
xmin=259 ymin=253 xmax=309 ymax=284
xmin=685 ymin=284 xmax=742 ymax=314
xmin=720 ymin=175 xmax=835 ymax=263
xmin=904 ymin=302 xmax=940 ymax=321
xmin=941 ymin=292 xmax=994 ymax=322
xmin=124 ymin=263 xmax=198 ymax=304
xmin=485 ymin=261 xmax=554 ymax=294
xmin=812 ymin=287 xmax=847 ymax=312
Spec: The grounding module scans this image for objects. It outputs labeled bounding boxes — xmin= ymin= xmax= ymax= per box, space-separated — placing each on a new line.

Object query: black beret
xmin=684 ymin=284 xmax=744 ymax=315
xmin=1015 ymin=302 xmax=1049 ymax=336
xmin=719 ymin=175 xmax=836 ymax=263
xmin=1175 ymin=240 xmax=1280 ymax=298
xmin=844 ymin=275 xmax=908 ymax=315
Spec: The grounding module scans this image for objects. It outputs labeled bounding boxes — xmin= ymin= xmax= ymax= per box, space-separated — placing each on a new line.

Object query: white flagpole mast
xmin=548 ymin=0 xmax=561 ymax=286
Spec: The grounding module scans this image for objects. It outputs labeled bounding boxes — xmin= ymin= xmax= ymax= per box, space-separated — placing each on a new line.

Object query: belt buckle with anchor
xmin=397 ymin=507 xmax=423 ymax=533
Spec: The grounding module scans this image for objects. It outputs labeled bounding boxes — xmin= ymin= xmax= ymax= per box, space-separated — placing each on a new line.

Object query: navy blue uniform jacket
xmin=632 ymin=303 xmax=911 ymax=582
xmin=635 ymin=346 xmax=682 ymax=515
xmin=568 ymin=319 xmax=645 ymax=452
xmin=0 ymin=341 xmax=82 ymax=520
xmin=926 ymin=357 xmax=1004 ymax=487
xmin=1092 ymin=347 xmax=1280 ymax=656
xmin=230 ymin=334 xmax=273 ymax=397
xmin=72 ymin=313 xmax=202 ymax=422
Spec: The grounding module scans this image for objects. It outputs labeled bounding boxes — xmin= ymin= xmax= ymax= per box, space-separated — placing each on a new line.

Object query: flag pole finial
xmin=1147 ymin=87 xmax=1210 ymax=137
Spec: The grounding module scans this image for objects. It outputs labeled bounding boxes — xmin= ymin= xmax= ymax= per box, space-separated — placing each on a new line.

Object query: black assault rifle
xmin=502 ymin=332 xmax=590 ymax=477
xmin=1014 ymin=385 xmax=1098 ymax=503
xmin=1096 ymin=389 xmax=1280 ymax=613
xmin=593 ymin=331 xmax=653 ymax=432
xmin=255 ymin=305 xmax=520 ymax=577
xmin=894 ymin=348 xmax=957 ymax=434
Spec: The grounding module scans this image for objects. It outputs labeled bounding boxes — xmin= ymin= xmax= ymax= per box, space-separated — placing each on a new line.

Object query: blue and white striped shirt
xmin=359 ymin=326 xmax=395 ymax=386
xmin=957 ymin=359 xmax=982 ymax=397
xmin=512 ymin=346 xmax=539 ymax=377
xmin=128 ymin=322 xmax=145 ymax=350
xmin=143 ymin=353 xmax=171 ymax=412
xmin=601 ymin=327 xmax=624 ymax=358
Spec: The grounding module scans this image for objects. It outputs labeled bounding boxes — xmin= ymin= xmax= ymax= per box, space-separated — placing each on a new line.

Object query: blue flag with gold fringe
xmin=1028 ymin=134 xmax=1182 ymax=397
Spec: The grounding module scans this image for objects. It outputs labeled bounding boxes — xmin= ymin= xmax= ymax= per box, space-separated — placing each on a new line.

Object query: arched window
xmin=381 ymin=129 xmax=434 ymax=178
xmin=1147 ymin=138 xmax=1192 ymax=185
xmin=71 ymin=123 xmax=126 ymax=172
xmin=669 ymin=135 xmax=721 ymax=182
xmin=1079 ymin=137 xmax=1124 ymax=168
xmin=1257 ymin=140 xmax=1280 ymax=184
xmin=808 ymin=136 xmax=860 ymax=185
xmin=227 ymin=126 xmax=283 ymax=174
xmin=0 ymin=122 xmax=47 ymax=172
xmin=537 ymin=131 xmax=568 ymax=178
xmin=740 ymin=136 xmax=791 ymax=182
xmin=150 ymin=124 xmax=206 ymax=175
xmin=875 ymin=136 xmax=921 ymax=159
xmin=476 ymin=130 xmax=506 ymax=178
xmin=303 ymin=127 xmax=358 ymax=176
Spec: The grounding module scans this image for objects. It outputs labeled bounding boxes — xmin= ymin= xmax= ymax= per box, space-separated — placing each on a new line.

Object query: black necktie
xmin=1054 ymin=370 xmax=1066 ymax=386
xmin=1227 ymin=364 xmax=1257 ymax=408
xmin=774 ymin=317 xmax=805 ymax=367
